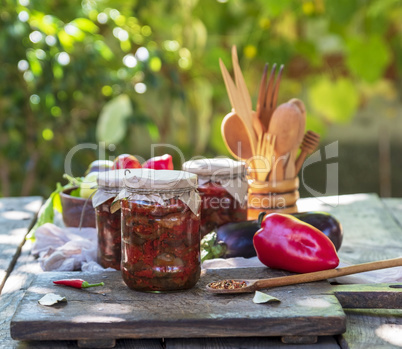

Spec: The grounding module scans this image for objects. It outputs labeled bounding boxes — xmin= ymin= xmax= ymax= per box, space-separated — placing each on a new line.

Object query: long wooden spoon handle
xmin=255 ymin=257 xmax=402 ymax=290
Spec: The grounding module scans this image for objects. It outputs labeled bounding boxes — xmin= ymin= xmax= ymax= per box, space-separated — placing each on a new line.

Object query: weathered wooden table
xmin=1 ymin=193 xmax=401 ymax=348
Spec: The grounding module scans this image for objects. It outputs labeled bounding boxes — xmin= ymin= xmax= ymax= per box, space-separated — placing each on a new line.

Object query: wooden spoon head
xmin=288 ymin=98 xmax=306 ymax=145
xmin=221 ymin=112 xmax=254 ymax=160
xmin=268 ymin=102 xmax=303 ymax=154
xmin=206 ymin=279 xmax=257 ymax=294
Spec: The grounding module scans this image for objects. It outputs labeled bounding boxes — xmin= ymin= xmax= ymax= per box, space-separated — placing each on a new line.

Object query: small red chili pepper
xmin=53 ymin=279 xmax=104 ymax=289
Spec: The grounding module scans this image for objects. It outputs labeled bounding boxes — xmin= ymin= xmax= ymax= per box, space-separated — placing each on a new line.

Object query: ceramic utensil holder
xmin=247 ymin=177 xmax=299 ymax=220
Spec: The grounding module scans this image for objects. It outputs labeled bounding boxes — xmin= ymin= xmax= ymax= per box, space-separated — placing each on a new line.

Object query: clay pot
xmin=60 ymin=187 xmax=96 ymax=228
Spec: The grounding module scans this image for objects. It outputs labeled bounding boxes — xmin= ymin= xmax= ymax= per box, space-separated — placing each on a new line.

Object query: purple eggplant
xmin=215 ymin=220 xmax=260 ymax=258
xmin=214 ymin=211 xmax=343 ymax=259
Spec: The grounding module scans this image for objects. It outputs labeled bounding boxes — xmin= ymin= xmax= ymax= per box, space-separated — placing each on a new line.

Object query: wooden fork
xmin=256 ymin=63 xmax=284 ymax=132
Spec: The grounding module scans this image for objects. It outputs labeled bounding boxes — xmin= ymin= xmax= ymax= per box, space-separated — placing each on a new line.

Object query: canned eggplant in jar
xmin=92 ymin=169 xmax=133 ymax=270
xmin=118 ymin=169 xmax=201 ymax=292
xmin=182 ymin=158 xmax=248 ymax=237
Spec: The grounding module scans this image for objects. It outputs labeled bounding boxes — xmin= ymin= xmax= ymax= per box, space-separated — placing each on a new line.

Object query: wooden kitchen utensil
xmin=252 ymin=133 xmax=276 ymax=182
xmin=284 ymin=98 xmax=306 ymax=179
xmin=257 ymin=63 xmax=284 ymax=131
xmin=231 ymin=46 xmax=264 ymax=137
xmin=295 ymin=130 xmax=320 ymax=175
xmin=221 ymin=111 xmax=253 ymax=160
xmin=206 ymin=257 xmax=402 ymax=294
xmin=267 ymin=102 xmax=302 ymax=181
xmin=231 ymin=46 xmax=252 ymax=116
xmin=219 ymin=58 xmax=257 ymax=155
xmin=255 ymin=63 xmax=268 ymax=131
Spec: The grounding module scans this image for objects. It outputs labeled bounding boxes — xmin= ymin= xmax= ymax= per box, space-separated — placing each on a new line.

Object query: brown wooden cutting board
xmin=10 ymin=267 xmax=402 ymax=348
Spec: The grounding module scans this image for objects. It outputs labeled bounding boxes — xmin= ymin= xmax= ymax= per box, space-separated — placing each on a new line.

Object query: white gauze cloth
xmin=31 ymin=223 xmax=114 ymax=271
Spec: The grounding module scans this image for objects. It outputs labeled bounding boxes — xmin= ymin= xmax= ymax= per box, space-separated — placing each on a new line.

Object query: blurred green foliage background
xmin=1 ymin=0 xmax=401 ymax=197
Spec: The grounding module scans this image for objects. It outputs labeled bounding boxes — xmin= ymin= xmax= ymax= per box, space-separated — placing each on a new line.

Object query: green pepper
xmin=253 ymin=213 xmax=339 ymax=273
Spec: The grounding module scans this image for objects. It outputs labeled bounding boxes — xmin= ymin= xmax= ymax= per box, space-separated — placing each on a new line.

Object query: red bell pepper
xmin=142 ymin=154 xmax=174 ymax=170
xmin=253 ymin=213 xmax=339 ymax=273
xmin=53 ymin=279 xmax=104 ymax=289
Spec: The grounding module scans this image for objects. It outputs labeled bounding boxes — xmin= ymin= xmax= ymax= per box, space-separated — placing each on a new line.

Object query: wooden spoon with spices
xmin=206 ymin=257 xmax=402 ymax=294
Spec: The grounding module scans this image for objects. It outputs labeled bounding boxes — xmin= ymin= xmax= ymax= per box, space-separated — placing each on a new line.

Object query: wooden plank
xmin=165 ymin=335 xmax=340 ymax=348
xmin=0 ymin=196 xmax=42 ymax=293
xmin=0 ymin=240 xmax=48 ymax=348
xmin=3 ymin=193 xmax=402 ymax=349
xmin=0 ymin=238 xmax=163 ymax=349
xmin=10 ymin=268 xmax=346 ymax=344
xmin=298 ymin=194 xmax=402 ymax=349
xmin=339 ymin=309 xmax=402 ymax=349
xmin=382 ymin=198 xmax=402 ymax=228
xmin=332 ymin=283 xmax=402 ymax=309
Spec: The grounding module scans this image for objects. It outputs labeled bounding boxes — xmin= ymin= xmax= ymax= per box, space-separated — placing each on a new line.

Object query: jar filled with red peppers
xmin=92 ymin=169 xmax=132 ymax=270
xmin=119 ymin=169 xmax=201 ymax=292
xmin=182 ymin=158 xmax=248 ymax=237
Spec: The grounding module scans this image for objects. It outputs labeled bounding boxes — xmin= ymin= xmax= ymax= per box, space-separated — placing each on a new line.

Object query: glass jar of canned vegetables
xmin=182 ymin=158 xmax=248 ymax=237
xmin=119 ymin=169 xmax=201 ymax=292
xmin=92 ymin=169 xmax=130 ymax=270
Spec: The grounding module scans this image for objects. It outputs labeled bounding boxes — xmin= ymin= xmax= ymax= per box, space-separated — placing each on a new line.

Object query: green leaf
xmin=94 ymin=40 xmax=114 ymax=61
xmin=253 ymin=291 xmax=281 ymax=304
xmin=367 ymin=0 xmax=401 ymax=18
xmin=200 ymin=232 xmax=227 ymax=262
xmin=346 ymin=35 xmax=391 ymax=83
xmin=146 ymin=122 xmax=160 ymax=142
xmin=308 ymin=77 xmax=359 ymax=123
xmin=58 ymin=30 xmax=74 ymax=50
xmin=259 ymin=0 xmax=290 ymax=17
xmin=391 ymin=35 xmax=402 ymax=75
xmin=69 ymin=188 xmax=81 ymax=197
xmin=26 ymin=182 xmax=70 ymax=241
xmin=96 ymin=94 xmax=133 ymax=145
xmin=71 ymin=18 xmax=99 ymax=34
xmin=38 ymin=293 xmax=67 ymax=306
xmin=53 ymin=183 xmax=64 ymax=213
xmin=324 ymin=0 xmax=359 ymax=24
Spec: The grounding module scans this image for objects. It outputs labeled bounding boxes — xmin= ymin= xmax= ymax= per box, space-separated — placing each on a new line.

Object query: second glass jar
xmin=182 ymin=158 xmax=248 ymax=237
xmin=93 ymin=169 xmax=130 ymax=270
